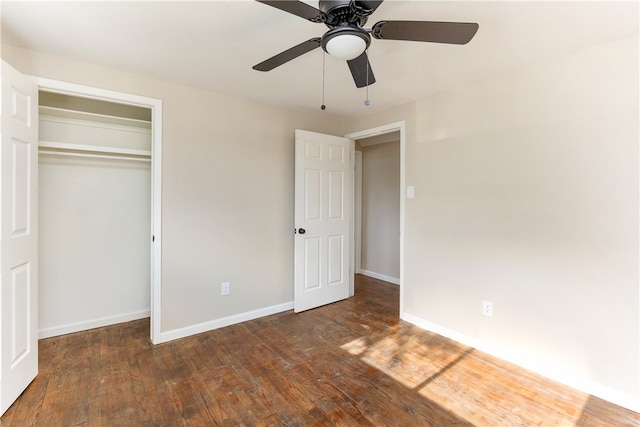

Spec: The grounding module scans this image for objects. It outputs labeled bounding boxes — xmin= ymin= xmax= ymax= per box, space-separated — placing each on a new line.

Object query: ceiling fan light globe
xmin=326 ymin=34 xmax=366 ymax=60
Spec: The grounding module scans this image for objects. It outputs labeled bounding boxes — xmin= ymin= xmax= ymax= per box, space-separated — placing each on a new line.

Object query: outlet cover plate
xmin=482 ymin=300 xmax=493 ymax=317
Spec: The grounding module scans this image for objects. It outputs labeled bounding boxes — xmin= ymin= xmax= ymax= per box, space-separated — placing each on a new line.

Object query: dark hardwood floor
xmin=2 ymin=275 xmax=638 ymax=426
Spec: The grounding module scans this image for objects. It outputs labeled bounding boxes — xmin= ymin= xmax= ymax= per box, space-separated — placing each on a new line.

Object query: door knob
xmin=298 ymin=228 xmax=306 ymax=234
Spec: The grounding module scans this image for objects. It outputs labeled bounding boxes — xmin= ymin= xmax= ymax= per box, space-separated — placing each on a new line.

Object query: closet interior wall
xmin=356 ymin=133 xmax=401 ymax=285
xmin=38 ymin=91 xmax=152 ymax=338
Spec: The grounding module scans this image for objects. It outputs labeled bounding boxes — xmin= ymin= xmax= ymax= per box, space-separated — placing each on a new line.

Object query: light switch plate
xmin=407 ymin=186 xmax=415 ymax=199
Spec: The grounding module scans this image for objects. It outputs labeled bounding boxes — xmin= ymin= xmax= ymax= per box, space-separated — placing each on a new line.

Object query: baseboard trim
xmin=156 ymin=301 xmax=294 ymax=344
xmin=360 ymin=269 xmax=400 ymax=285
xmin=39 ymin=309 xmax=150 ymax=339
xmin=400 ymin=312 xmax=640 ymax=414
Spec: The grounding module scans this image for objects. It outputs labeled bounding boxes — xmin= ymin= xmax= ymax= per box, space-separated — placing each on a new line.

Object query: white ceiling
xmin=2 ymin=1 xmax=638 ymax=118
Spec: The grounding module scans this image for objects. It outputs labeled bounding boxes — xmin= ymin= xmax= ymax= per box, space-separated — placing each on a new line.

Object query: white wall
xmin=1 ymin=44 xmax=348 ymax=337
xmin=360 ymin=141 xmax=400 ymax=282
xmin=349 ymin=35 xmax=639 ymax=410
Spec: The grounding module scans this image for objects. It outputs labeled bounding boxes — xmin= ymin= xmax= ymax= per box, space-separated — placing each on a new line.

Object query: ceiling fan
xmin=252 ymin=0 xmax=479 ymax=88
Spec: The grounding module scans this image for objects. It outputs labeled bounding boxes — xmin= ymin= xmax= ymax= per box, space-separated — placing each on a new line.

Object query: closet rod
xmin=39 ymin=150 xmax=151 ymax=163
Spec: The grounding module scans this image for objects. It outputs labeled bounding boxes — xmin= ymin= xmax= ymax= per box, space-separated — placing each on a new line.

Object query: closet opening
xmin=38 ymin=90 xmax=155 ymax=340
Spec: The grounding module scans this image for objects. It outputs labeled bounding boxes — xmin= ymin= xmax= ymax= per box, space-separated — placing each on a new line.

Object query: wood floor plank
xmin=1 ymin=274 xmax=638 ymax=426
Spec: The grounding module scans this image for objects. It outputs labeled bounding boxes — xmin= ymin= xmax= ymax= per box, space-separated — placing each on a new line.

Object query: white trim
xmin=401 ymin=312 xmax=640 ymax=414
xmin=346 ymin=121 xmax=406 ymax=314
xmin=34 ymin=77 xmax=158 ymax=110
xmin=349 ymin=140 xmax=356 ymax=297
xmin=346 ymin=122 xmax=405 ymax=141
xmin=32 ymin=76 xmax=163 ymax=344
xmin=354 ymin=151 xmax=363 ymax=275
xmin=150 ymin=100 xmax=163 ymax=344
xmin=38 ymin=310 xmax=150 ymax=339
xmin=156 ymin=302 xmax=294 ymax=344
xmin=360 ymin=269 xmax=400 ymax=285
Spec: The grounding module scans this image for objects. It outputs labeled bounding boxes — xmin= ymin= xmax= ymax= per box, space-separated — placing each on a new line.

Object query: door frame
xmin=345 ymin=121 xmax=405 ymax=314
xmin=354 ymin=150 xmax=363 ymax=276
xmin=32 ymin=77 xmax=163 ymax=343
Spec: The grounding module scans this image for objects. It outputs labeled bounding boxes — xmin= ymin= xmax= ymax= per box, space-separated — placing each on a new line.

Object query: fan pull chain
xmin=364 ymin=49 xmax=371 ymax=107
xmin=321 ymin=51 xmax=326 ymax=111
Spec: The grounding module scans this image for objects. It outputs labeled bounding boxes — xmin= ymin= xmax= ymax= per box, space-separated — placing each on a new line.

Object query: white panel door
xmin=0 ymin=61 xmax=38 ymax=415
xmin=294 ymin=130 xmax=352 ymax=312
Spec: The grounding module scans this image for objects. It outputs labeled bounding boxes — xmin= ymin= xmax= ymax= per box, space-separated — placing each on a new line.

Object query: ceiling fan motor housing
xmin=319 ymin=0 xmax=369 ymax=27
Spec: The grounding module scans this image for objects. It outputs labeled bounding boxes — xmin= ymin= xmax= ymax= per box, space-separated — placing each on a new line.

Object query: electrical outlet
xmin=221 ymin=282 xmax=230 ymax=296
xmin=482 ymin=300 xmax=493 ymax=317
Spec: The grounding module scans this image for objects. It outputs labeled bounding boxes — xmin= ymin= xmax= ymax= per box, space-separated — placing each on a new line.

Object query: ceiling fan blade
xmin=255 ymin=0 xmax=324 ymax=22
xmin=347 ymin=52 xmax=376 ymax=88
xmin=351 ymin=0 xmax=384 ymax=15
xmin=372 ymin=20 xmax=479 ymax=44
xmin=253 ymin=38 xmax=321 ymax=72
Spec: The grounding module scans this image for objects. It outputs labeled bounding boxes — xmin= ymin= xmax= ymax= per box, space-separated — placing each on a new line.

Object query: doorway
xmin=354 ymin=131 xmax=400 ymax=284
xmin=346 ymin=122 xmax=405 ymax=313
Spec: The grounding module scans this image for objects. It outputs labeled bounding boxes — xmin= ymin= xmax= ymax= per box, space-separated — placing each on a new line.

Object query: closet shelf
xmin=39 ymin=140 xmax=151 ymax=162
xmin=39 ymin=105 xmax=151 ymax=128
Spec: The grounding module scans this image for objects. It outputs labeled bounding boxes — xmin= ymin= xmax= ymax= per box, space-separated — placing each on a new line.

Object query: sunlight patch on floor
xmin=340 ymin=336 xmax=369 ymax=356
xmin=340 ymin=333 xmax=467 ymax=390
xmin=341 ymin=333 xmax=592 ymax=426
